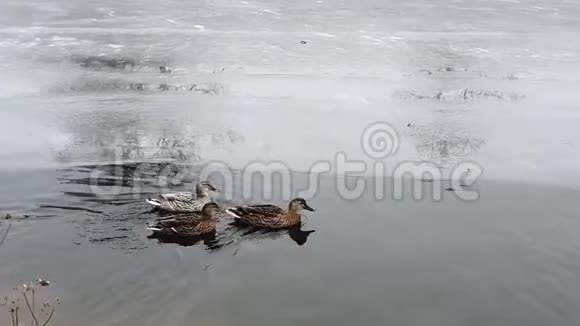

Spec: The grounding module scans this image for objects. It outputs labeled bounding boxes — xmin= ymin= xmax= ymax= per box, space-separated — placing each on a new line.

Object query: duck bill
xmin=303 ymin=204 xmax=315 ymax=212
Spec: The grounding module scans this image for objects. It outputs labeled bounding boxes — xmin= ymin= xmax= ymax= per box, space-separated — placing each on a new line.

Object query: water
xmin=2 ymin=174 xmax=580 ymax=325
xmin=1 ymin=0 xmax=580 ymax=325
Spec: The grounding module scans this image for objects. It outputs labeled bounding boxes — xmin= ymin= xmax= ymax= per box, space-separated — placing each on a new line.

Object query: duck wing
xmin=226 ymin=204 xmax=286 ymax=227
xmin=148 ymin=196 xmax=209 ymax=213
xmin=152 ymin=215 xmax=201 ymax=229
xmin=234 ymin=204 xmax=284 ymax=217
xmin=155 ymin=211 xmax=202 ymax=222
xmin=159 ymin=192 xmax=194 ymax=202
xmin=148 ymin=217 xmax=214 ymax=237
xmin=146 ymin=192 xmax=194 ymax=209
xmin=173 ymin=219 xmax=215 ymax=236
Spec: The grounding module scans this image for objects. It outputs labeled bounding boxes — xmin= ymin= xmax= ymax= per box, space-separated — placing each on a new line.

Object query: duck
xmin=146 ymin=202 xmax=224 ymax=237
xmin=145 ymin=182 xmax=218 ymax=212
xmin=225 ymin=198 xmax=315 ymax=229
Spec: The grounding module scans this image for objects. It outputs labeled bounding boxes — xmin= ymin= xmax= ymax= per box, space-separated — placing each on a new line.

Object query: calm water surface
xmin=2 ymin=172 xmax=580 ymax=325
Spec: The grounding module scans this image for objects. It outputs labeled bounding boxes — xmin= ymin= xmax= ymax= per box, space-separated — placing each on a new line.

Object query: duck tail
xmin=225 ymin=208 xmax=242 ymax=219
xmin=146 ymin=198 xmax=162 ymax=207
xmin=146 ymin=224 xmax=162 ymax=231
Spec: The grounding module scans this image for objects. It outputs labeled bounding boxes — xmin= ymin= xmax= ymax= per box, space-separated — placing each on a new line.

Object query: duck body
xmin=147 ymin=202 xmax=223 ymax=237
xmin=147 ymin=216 xmax=216 ymax=237
xmin=146 ymin=182 xmax=217 ymax=213
xmin=226 ymin=198 xmax=315 ymax=229
xmin=146 ymin=193 xmax=210 ymax=212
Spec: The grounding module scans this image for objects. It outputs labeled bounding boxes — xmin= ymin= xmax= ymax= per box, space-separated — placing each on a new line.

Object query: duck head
xmin=196 ymin=181 xmax=219 ymax=197
xmin=201 ymin=202 xmax=225 ymax=219
xmin=288 ymin=198 xmax=315 ymax=214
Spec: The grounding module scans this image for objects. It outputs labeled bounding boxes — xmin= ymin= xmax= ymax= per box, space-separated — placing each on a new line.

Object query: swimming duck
xmin=147 ymin=202 xmax=224 ymax=237
xmin=225 ymin=198 xmax=315 ymax=229
xmin=145 ymin=182 xmax=218 ymax=212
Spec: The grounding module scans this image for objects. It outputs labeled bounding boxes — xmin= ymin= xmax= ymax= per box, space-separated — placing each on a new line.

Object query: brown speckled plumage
xmin=147 ymin=202 xmax=223 ymax=237
xmin=226 ymin=198 xmax=315 ymax=229
xmin=146 ymin=182 xmax=218 ymax=212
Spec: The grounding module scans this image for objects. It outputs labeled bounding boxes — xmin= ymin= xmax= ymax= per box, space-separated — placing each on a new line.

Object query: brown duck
xmin=146 ymin=202 xmax=224 ymax=237
xmin=145 ymin=181 xmax=219 ymax=213
xmin=225 ymin=198 xmax=315 ymax=229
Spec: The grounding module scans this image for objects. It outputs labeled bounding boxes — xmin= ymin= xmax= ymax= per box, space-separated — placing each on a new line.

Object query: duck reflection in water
xmin=231 ymin=221 xmax=316 ymax=246
xmin=148 ymin=232 xmax=219 ymax=247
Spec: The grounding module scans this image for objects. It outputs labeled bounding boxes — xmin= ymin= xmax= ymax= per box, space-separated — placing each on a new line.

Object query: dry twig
xmin=0 ymin=223 xmax=12 ymax=248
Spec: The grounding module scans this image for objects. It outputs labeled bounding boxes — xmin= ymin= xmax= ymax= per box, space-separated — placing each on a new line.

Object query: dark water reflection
xmin=3 ymin=161 xmax=580 ymax=325
xmin=230 ymin=222 xmax=316 ymax=247
xmin=148 ymin=231 xmax=221 ymax=249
